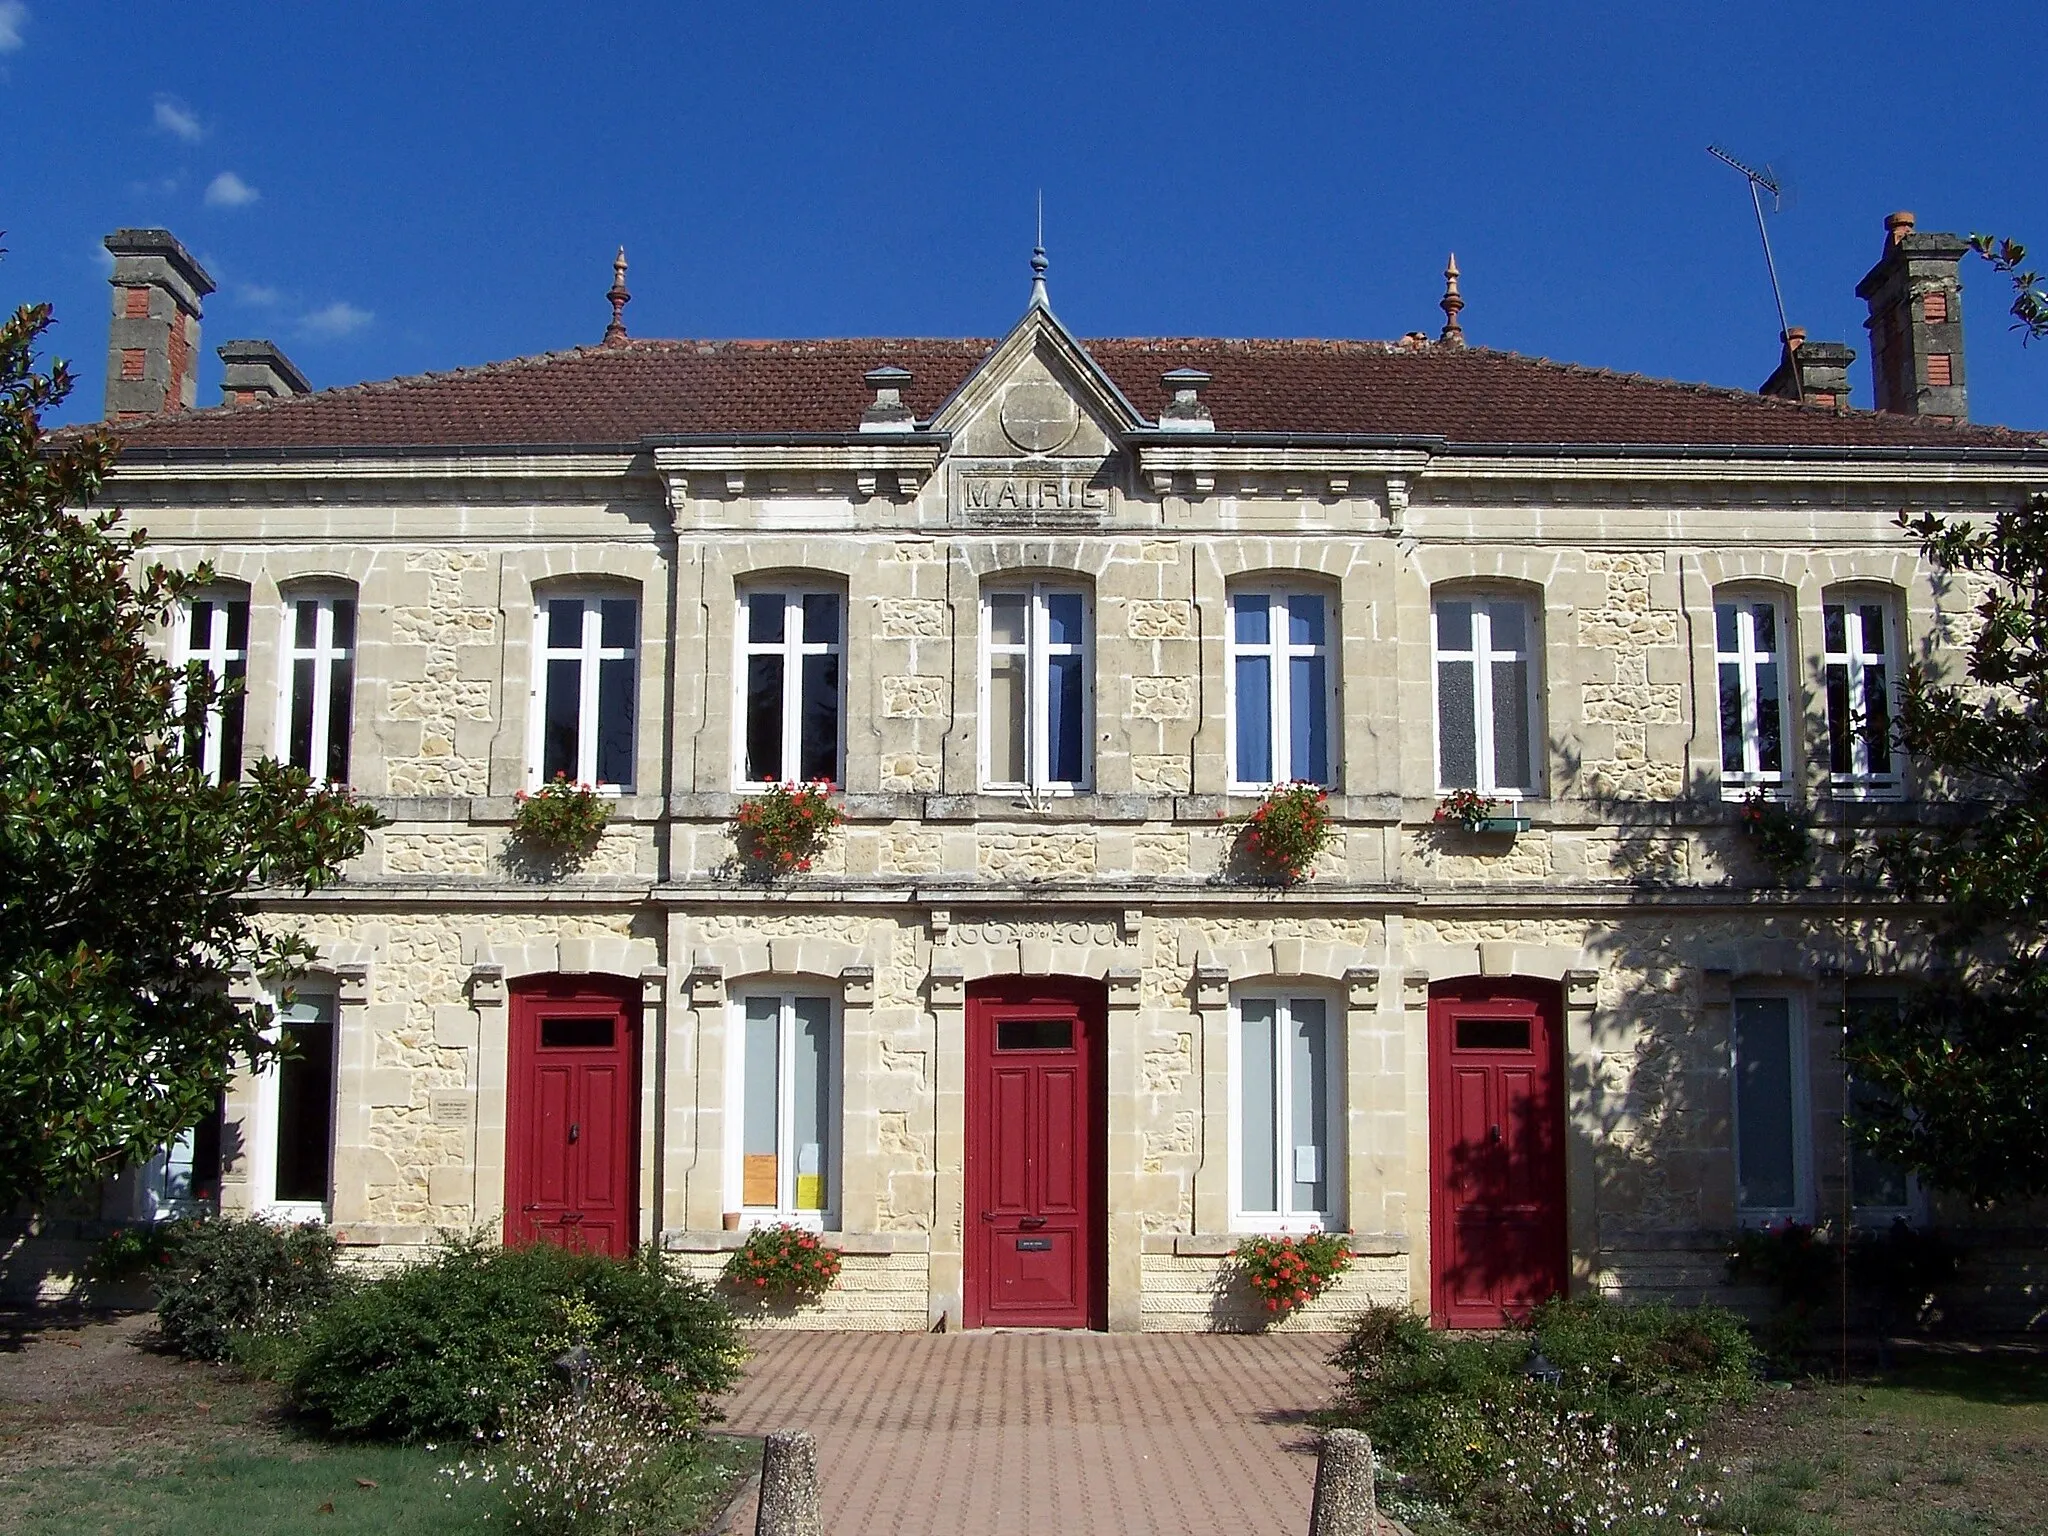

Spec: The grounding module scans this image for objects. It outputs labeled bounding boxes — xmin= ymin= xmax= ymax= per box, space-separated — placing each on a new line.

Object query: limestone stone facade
xmin=71 ymin=277 xmax=2048 ymax=1330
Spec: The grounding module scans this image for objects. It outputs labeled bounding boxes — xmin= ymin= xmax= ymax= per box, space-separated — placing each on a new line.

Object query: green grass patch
xmin=0 ymin=1430 xmax=758 ymax=1536
xmin=0 ymin=1440 xmax=494 ymax=1535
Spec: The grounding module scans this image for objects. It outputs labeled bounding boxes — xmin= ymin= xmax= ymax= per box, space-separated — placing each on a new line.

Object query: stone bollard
xmin=1307 ymin=1427 xmax=1377 ymax=1536
xmin=754 ymin=1429 xmax=822 ymax=1536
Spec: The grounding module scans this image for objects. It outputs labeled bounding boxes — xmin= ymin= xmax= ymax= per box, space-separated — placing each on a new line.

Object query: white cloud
xmin=237 ymin=282 xmax=284 ymax=307
xmin=153 ymin=95 xmax=203 ymax=143
xmin=0 ymin=3 xmax=30 ymax=54
xmin=204 ymin=170 xmax=259 ymax=208
xmin=297 ymin=301 xmax=373 ymax=339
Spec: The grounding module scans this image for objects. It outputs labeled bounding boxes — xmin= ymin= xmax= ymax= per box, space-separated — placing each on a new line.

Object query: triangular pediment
xmin=927 ymin=302 xmax=1150 ymax=457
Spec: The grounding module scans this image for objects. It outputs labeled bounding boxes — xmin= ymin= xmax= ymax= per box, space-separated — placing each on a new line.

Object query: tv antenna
xmin=1708 ymin=144 xmax=1793 ymax=344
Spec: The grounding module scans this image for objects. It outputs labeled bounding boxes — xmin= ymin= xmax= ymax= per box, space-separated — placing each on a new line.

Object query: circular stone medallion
xmin=999 ymin=381 xmax=1082 ymax=455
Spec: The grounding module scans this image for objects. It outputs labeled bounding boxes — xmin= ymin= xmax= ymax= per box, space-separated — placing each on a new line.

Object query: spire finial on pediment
xmin=603 ymin=246 xmax=631 ymax=346
xmin=1030 ymin=191 xmax=1050 ymax=310
xmin=1438 ymin=252 xmax=1465 ymax=347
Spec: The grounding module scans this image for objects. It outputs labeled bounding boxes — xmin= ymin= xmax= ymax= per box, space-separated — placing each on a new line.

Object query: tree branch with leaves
xmin=0 ymin=271 xmax=382 ymax=1209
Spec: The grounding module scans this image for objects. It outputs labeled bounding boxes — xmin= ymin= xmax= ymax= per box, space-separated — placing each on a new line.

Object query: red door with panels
xmin=964 ymin=977 xmax=1106 ymax=1330
xmin=1428 ymin=977 xmax=1569 ymax=1327
xmin=506 ymin=976 xmax=638 ymax=1258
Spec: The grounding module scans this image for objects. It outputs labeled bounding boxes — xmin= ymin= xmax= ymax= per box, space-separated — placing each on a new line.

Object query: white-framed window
xmin=1432 ymin=594 xmax=1540 ymax=795
xmin=135 ymin=1104 xmax=223 ymax=1221
xmin=249 ymin=984 xmax=338 ymax=1221
xmin=737 ymin=588 xmax=843 ymax=787
xmin=529 ymin=589 xmax=638 ymax=790
xmin=277 ymin=590 xmax=356 ymax=786
xmin=1840 ymin=992 xmax=1927 ymax=1224
xmin=981 ymin=584 xmax=1090 ymax=792
xmin=1823 ymin=593 xmax=1902 ymax=799
xmin=1228 ymin=588 xmax=1334 ymax=788
xmin=727 ymin=991 xmax=838 ymax=1226
xmin=1230 ymin=993 xmax=1341 ymax=1230
xmin=1715 ymin=592 xmax=1788 ymax=798
xmin=174 ymin=587 xmax=249 ymax=784
xmin=1732 ymin=993 xmax=1810 ymax=1223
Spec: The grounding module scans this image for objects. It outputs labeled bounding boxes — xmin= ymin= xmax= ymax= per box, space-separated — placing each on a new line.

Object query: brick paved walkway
xmin=717 ymin=1330 xmax=1348 ymax=1535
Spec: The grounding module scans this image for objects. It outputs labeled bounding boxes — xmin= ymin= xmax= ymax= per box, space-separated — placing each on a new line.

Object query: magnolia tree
xmin=1841 ymin=237 xmax=2048 ymax=1205
xmin=0 ymin=278 xmax=380 ymax=1208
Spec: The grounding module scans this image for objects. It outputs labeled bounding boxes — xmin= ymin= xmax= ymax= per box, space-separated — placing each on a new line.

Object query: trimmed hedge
xmin=285 ymin=1240 xmax=743 ymax=1441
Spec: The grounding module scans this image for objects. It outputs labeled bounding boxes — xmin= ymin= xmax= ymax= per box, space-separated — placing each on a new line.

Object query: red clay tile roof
xmin=100 ymin=335 xmax=2043 ymax=454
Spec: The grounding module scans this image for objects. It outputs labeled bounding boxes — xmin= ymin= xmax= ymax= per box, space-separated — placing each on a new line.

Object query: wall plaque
xmin=949 ymin=458 xmax=1118 ymax=528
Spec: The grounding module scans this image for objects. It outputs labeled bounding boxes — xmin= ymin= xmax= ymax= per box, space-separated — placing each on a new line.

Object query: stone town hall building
xmin=55 ymin=218 xmax=2048 ymax=1329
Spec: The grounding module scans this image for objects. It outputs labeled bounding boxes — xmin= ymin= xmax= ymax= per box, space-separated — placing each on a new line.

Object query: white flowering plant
xmin=1328 ymin=1296 xmax=1756 ymax=1536
xmin=441 ymin=1364 xmax=723 ymax=1536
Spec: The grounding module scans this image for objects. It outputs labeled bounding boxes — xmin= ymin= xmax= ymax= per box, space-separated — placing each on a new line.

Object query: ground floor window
xmin=1733 ymin=993 xmax=1809 ymax=1222
xmin=255 ymin=987 xmax=337 ymax=1218
xmin=1231 ymin=993 xmax=1339 ymax=1230
xmin=1842 ymin=993 xmax=1924 ymax=1223
xmin=731 ymin=992 xmax=837 ymax=1225
xmin=138 ymin=1100 xmax=223 ymax=1220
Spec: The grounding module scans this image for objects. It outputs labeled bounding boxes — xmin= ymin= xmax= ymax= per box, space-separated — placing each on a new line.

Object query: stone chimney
xmin=217 ymin=339 xmax=310 ymax=406
xmin=103 ymin=228 xmax=215 ymax=420
xmin=1158 ymin=368 xmax=1214 ymax=431
xmin=1760 ymin=327 xmax=1856 ymax=411
xmin=860 ymin=365 xmax=915 ymax=432
xmin=1855 ymin=211 xmax=1968 ymax=420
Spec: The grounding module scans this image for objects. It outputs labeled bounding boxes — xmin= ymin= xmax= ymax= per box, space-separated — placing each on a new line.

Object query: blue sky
xmin=7 ymin=2 xmax=2045 ymax=430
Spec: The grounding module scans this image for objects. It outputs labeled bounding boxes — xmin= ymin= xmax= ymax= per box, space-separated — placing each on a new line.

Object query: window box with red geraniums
xmin=732 ymin=780 xmax=842 ymax=877
xmin=1433 ymin=789 xmax=1530 ymax=836
xmin=512 ymin=773 xmax=611 ymax=857
xmin=1231 ymin=1232 xmax=1351 ymax=1320
xmin=721 ymin=1224 xmax=842 ymax=1301
xmin=1238 ymin=782 xmax=1337 ymax=884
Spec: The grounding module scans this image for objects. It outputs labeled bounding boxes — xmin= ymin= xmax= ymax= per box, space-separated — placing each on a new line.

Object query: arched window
xmin=1432 ymin=591 xmax=1541 ymax=795
xmin=737 ymin=585 xmax=843 ymax=787
xmin=1227 ymin=585 xmax=1335 ymax=789
xmin=1713 ymin=588 xmax=1789 ymax=798
xmin=1231 ymin=990 xmax=1342 ymax=1231
xmin=1821 ymin=589 xmax=1903 ymax=798
xmin=727 ymin=988 xmax=840 ymax=1227
xmin=174 ymin=584 xmax=249 ymax=784
xmin=981 ymin=582 xmax=1091 ymax=792
xmin=529 ymin=586 xmax=639 ymax=790
xmin=277 ymin=585 xmax=357 ymax=786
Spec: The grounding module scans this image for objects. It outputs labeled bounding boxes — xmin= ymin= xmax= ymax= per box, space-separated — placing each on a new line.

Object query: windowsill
xmin=1228 ymin=1216 xmax=1336 ymax=1236
xmin=732 ymin=1209 xmax=827 ymax=1233
xmin=662 ymin=1229 xmax=924 ymax=1255
xmin=1145 ymin=1232 xmax=1409 ymax=1257
xmin=255 ymin=1202 xmax=329 ymax=1225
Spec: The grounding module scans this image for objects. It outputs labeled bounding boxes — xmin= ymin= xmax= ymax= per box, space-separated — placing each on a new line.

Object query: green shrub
xmin=286 ymin=1240 xmax=743 ymax=1442
xmin=151 ymin=1216 xmax=345 ymax=1362
xmin=1328 ymin=1295 xmax=1755 ymax=1534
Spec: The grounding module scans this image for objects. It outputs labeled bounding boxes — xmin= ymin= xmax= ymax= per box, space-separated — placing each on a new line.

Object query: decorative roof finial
xmin=603 ymin=246 xmax=631 ymax=346
xmin=1438 ymin=253 xmax=1465 ymax=347
xmin=1030 ymin=191 xmax=1050 ymax=310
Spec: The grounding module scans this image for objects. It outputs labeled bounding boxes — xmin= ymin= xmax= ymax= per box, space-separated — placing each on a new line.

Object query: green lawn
xmin=0 ymin=1441 xmax=497 ymax=1536
xmin=0 ymin=1431 xmax=759 ymax=1536
xmin=1701 ymin=1354 xmax=2048 ymax=1536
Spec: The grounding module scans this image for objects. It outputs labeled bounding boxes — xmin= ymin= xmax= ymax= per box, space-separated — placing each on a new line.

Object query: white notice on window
xmin=797 ymin=1142 xmax=821 ymax=1176
xmin=1293 ymin=1146 xmax=1319 ymax=1183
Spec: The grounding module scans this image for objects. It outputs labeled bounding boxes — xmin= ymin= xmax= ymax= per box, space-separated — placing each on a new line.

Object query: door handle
xmin=569 ymin=1122 xmax=579 ymax=1143
xmin=1489 ymin=1124 xmax=1501 ymax=1143
xmin=1019 ymin=1215 xmax=1048 ymax=1229
xmin=979 ymin=1210 xmax=996 ymax=1223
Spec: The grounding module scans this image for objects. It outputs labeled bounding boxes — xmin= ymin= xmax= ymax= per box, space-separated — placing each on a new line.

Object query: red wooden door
xmin=1429 ymin=978 xmax=1568 ymax=1327
xmin=507 ymin=977 xmax=638 ymax=1258
xmin=965 ymin=978 xmax=1105 ymax=1329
